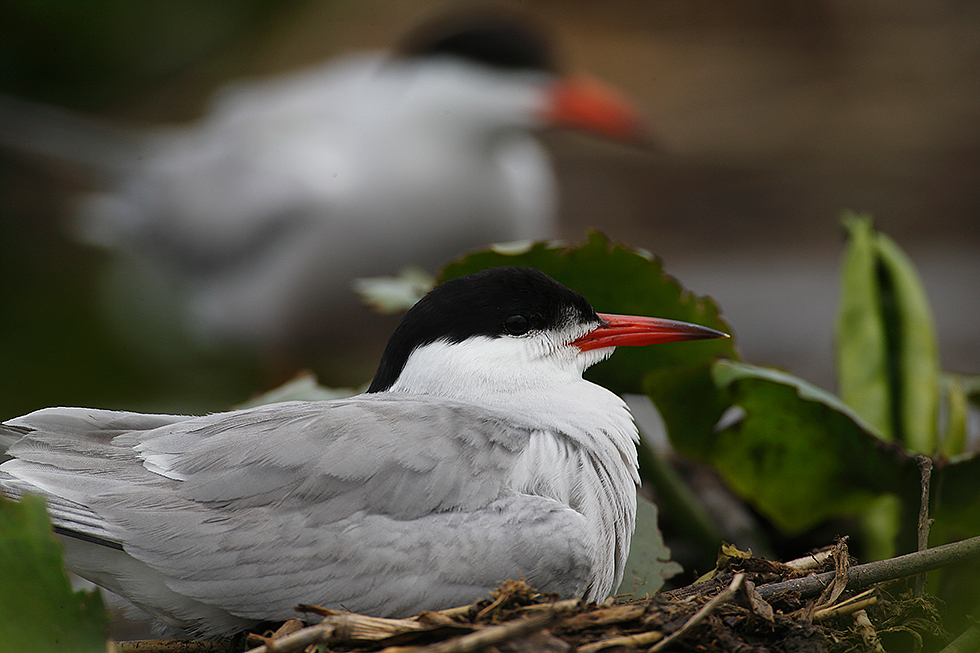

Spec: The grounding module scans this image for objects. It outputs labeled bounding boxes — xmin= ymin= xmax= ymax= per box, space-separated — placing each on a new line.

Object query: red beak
xmin=543 ymin=75 xmax=650 ymax=144
xmin=572 ymin=313 xmax=729 ymax=352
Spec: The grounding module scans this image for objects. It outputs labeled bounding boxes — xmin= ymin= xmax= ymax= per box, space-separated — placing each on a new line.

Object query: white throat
xmin=387 ymin=334 xmax=640 ymax=597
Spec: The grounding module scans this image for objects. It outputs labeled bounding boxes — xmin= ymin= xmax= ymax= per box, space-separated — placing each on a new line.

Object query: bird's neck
xmin=388 ymin=338 xmax=640 ymax=597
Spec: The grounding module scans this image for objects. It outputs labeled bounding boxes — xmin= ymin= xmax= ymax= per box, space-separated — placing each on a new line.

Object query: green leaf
xmin=352 ymin=266 xmax=435 ymax=314
xmin=694 ymin=360 xmax=916 ymax=534
xmin=617 ymin=494 xmax=682 ymax=597
xmin=236 ymin=371 xmax=359 ymax=408
xmin=0 ymin=495 xmax=109 ymax=652
xmin=928 ymin=452 xmax=980 ymax=632
xmin=932 ymin=451 xmax=980 ymax=540
xmin=837 ymin=214 xmax=891 ymax=437
xmin=644 ymin=364 xmax=733 ymax=462
xmin=836 ymin=213 xmax=940 ymax=452
xmin=941 ymin=374 xmax=969 ymax=458
xmin=441 ymin=232 xmax=737 ymax=395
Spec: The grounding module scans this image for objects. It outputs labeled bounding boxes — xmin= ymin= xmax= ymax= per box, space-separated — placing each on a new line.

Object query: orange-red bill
xmin=543 ymin=75 xmax=650 ymax=144
xmin=572 ymin=313 xmax=729 ymax=351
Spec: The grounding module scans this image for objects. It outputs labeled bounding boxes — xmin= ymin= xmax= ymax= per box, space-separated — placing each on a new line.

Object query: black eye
xmin=503 ymin=314 xmax=530 ymax=336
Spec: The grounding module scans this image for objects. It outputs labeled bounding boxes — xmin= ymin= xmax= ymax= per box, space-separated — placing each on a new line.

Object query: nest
xmin=113 ymin=536 xmax=967 ymax=653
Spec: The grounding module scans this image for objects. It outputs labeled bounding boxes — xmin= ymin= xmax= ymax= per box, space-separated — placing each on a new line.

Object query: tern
xmin=0 ymin=267 xmax=726 ymax=637
xmin=0 ymin=10 xmax=645 ymax=350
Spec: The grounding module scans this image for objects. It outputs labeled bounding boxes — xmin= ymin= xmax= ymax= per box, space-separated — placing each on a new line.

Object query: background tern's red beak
xmin=573 ymin=313 xmax=729 ymax=351
xmin=543 ymin=76 xmax=649 ymax=144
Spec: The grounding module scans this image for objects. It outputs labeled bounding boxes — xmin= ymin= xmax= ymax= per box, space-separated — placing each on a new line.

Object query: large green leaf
xmin=441 ymin=232 xmax=737 ymax=395
xmin=837 ymin=214 xmax=940 ymax=452
xmin=681 ymin=360 xmax=916 ymax=534
xmin=0 ymin=495 xmax=109 ymax=652
xmin=644 ymin=364 xmax=733 ymax=462
xmin=927 ymin=452 xmax=980 ymax=633
xmin=617 ymin=494 xmax=683 ymax=597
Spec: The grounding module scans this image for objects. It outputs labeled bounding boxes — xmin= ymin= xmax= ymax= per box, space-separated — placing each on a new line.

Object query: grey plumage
xmin=1 ymin=398 xmax=598 ymax=634
xmin=0 ymin=268 xmax=725 ymax=637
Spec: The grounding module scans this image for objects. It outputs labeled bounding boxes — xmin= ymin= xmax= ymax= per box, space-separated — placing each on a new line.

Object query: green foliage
xmin=617 ymin=495 xmax=683 ymax=597
xmin=707 ymin=361 xmax=917 ymax=532
xmin=642 ymin=215 xmax=980 ymax=633
xmin=837 ymin=212 xmax=940 ymax=451
xmin=0 ymin=495 xmax=108 ymax=652
xmin=645 ymin=217 xmax=980 ymax=549
xmin=653 ymin=358 xmax=923 ymax=535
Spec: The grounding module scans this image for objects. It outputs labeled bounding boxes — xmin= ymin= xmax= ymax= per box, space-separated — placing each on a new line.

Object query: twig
xmin=378 ymin=611 xmax=557 ymax=653
xmin=575 ymin=629 xmax=664 ymax=653
xmin=784 ymin=548 xmax=834 ymax=572
xmin=243 ymin=622 xmax=335 ymax=653
xmin=433 ymin=604 xmax=476 ymax=620
xmin=756 ymin=535 xmax=980 ymax=600
xmin=812 ymin=589 xmax=878 ymax=621
xmin=915 ymin=455 xmax=934 ymax=598
xmin=647 ymin=573 xmax=745 ymax=653
xmin=853 ymin=609 xmax=886 ymax=653
xmin=661 ymin=573 xmax=733 ymax=602
xmin=517 ymin=598 xmax=584 ymax=614
xmin=245 ymin=620 xmax=305 ymax=648
xmin=295 ymin=609 xmax=431 ymax=640
xmin=556 ymin=603 xmax=648 ymax=632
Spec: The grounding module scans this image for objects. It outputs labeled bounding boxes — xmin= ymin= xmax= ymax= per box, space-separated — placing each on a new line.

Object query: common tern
xmin=0 ymin=267 xmax=726 ymax=636
xmin=0 ymin=10 xmax=646 ymax=350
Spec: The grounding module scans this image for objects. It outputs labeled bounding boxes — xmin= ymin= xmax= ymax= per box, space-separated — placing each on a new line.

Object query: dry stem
xmin=378 ymin=611 xmax=557 ymax=653
xmin=756 ymin=535 xmax=980 ymax=600
xmin=243 ymin=622 xmax=335 ymax=653
xmin=576 ymin=629 xmax=664 ymax=653
xmin=915 ymin=454 xmax=935 ymax=598
xmin=812 ymin=589 xmax=878 ymax=621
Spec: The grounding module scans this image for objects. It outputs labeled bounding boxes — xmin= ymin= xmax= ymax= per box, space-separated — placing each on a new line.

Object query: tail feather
xmin=0 ymin=93 xmax=141 ymax=177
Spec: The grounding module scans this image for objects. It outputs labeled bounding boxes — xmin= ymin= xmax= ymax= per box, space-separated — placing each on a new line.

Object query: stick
xmin=647 ymin=574 xmax=744 ymax=653
xmin=812 ymin=590 xmax=877 ymax=621
xmin=378 ymin=611 xmax=557 ymax=653
xmin=575 ymin=629 xmax=664 ymax=653
xmin=784 ymin=548 xmax=834 ymax=572
xmin=243 ymin=623 xmax=335 ymax=653
xmin=756 ymin=535 xmax=980 ymax=600
xmin=915 ymin=455 xmax=934 ymax=598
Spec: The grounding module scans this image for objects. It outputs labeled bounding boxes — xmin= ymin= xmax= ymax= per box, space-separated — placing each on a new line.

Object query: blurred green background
xmin=1 ymin=0 xmax=978 ymax=419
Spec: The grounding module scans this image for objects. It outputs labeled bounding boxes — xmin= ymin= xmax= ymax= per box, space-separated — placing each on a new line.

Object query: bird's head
xmin=368 ymin=266 xmax=727 ymax=396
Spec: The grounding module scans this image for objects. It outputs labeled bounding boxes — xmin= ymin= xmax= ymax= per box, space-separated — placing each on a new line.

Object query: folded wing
xmin=0 ymin=396 xmax=591 ymax=635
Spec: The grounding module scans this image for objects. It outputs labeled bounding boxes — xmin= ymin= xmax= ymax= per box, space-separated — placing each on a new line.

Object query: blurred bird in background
xmin=0 ymin=7 xmax=646 ymax=360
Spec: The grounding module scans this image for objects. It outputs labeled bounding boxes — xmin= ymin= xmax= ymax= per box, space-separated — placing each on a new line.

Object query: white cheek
xmin=389 ymin=329 xmax=597 ymax=398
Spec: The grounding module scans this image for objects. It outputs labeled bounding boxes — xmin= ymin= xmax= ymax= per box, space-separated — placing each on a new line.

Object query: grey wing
xmin=92 ymin=54 xmax=384 ymax=260
xmin=1 ymin=408 xmax=189 ymax=543
xmin=0 ymin=397 xmax=592 ymax=633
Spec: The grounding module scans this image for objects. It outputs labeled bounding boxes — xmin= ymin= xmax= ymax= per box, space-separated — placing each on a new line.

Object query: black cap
xmin=368 ymin=267 xmax=597 ymax=392
xmin=396 ymin=7 xmax=558 ymax=73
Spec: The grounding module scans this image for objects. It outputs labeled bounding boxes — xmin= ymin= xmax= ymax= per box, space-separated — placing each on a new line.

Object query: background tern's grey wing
xmin=0 ymin=397 xmax=592 ymax=634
